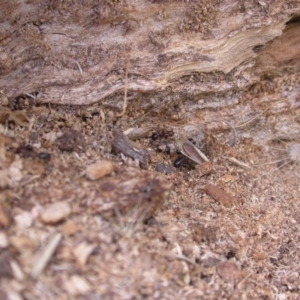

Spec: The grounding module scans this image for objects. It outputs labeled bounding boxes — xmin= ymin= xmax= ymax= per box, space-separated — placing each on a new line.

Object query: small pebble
xmin=40 ymin=202 xmax=71 ymax=225
xmin=86 ymin=160 xmax=115 ymax=181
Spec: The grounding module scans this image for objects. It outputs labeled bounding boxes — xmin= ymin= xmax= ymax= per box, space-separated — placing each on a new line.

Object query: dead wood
xmin=0 ymin=1 xmax=299 ymax=106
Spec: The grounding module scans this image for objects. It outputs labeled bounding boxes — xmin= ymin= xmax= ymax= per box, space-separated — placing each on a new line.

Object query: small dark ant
xmin=151 ymin=132 xmax=159 ymax=140
xmin=173 ymin=154 xmax=195 ymax=170
xmin=38 ymin=152 xmax=51 ymax=161
xmin=15 ymin=144 xmax=36 ymax=159
xmin=151 ymin=128 xmax=176 ymax=154
xmin=151 ymin=129 xmax=174 ymax=140
xmin=188 ymin=138 xmax=196 ymax=144
xmin=173 ymin=137 xmax=203 ymax=170
xmin=173 ymin=155 xmax=185 ymax=168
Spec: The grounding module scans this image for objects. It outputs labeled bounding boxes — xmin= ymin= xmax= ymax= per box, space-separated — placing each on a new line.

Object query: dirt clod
xmin=217 ymin=261 xmax=243 ymax=284
xmin=58 ymin=130 xmax=86 ymax=152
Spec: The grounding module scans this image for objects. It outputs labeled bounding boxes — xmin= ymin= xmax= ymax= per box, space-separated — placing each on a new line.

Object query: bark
xmin=0 ymin=1 xmax=299 ymax=106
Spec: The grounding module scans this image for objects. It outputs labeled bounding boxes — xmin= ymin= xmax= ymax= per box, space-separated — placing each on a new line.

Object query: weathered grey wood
xmin=0 ymin=1 xmax=299 ymax=105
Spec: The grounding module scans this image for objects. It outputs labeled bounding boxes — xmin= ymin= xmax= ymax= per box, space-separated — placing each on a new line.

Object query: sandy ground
xmin=0 ymin=69 xmax=300 ymax=300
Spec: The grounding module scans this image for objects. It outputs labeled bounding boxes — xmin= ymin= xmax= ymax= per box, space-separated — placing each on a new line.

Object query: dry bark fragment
xmin=111 ymin=130 xmax=150 ymax=168
xmin=73 ymin=242 xmax=96 ymax=267
xmin=126 ymin=126 xmax=154 ymax=140
xmin=204 ymin=184 xmax=235 ymax=207
xmin=10 ymin=260 xmax=25 ymax=281
xmin=0 ymin=204 xmax=10 ymax=227
xmin=1 ymin=2 xmax=297 ymax=105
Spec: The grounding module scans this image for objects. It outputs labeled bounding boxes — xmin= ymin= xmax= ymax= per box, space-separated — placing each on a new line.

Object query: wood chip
xmin=64 ymin=275 xmax=92 ymax=296
xmin=0 ymin=232 xmax=8 ymax=248
xmin=0 ymin=204 xmax=10 ymax=227
xmin=200 ymin=251 xmax=223 ymax=268
xmin=204 ymin=184 xmax=236 ymax=207
xmin=125 ymin=126 xmax=154 ymax=140
xmin=10 ymin=260 xmax=25 ymax=281
xmin=40 ymin=202 xmax=71 ymax=225
xmin=0 ymin=170 xmax=8 ymax=189
xmin=31 ymin=233 xmax=62 ymax=278
xmin=73 ymin=242 xmax=96 ymax=267
xmin=86 ymin=160 xmax=115 ymax=180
